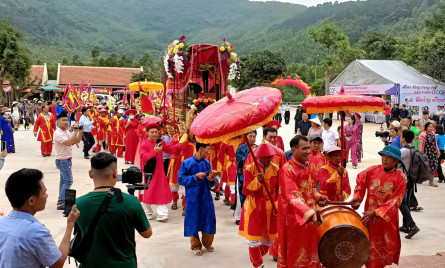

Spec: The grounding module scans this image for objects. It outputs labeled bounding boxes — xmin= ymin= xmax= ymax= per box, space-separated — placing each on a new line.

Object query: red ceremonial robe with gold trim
xmin=167 ymin=134 xmax=195 ymax=186
xmin=217 ymin=136 xmax=244 ymax=185
xmin=319 ymin=162 xmax=351 ymax=202
xmin=96 ymin=115 xmax=110 ymax=142
xmin=239 ymin=158 xmax=279 ymax=242
xmin=308 ymin=151 xmax=327 ymax=188
xmin=33 ymin=113 xmax=56 ymax=142
xmin=353 ymin=165 xmax=406 ymax=268
xmin=277 ymin=157 xmax=321 ymax=268
xmin=110 ymin=116 xmax=125 ymax=146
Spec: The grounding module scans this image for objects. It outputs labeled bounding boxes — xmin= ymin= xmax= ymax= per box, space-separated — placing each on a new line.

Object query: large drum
xmin=317 ymin=205 xmax=370 ymax=268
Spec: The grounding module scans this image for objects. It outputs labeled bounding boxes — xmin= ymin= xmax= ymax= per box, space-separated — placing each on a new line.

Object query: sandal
xmin=192 ymin=249 xmax=202 ymax=256
xmin=206 ymin=246 xmax=214 ymax=252
xmin=182 ymin=210 xmax=185 ymax=216
xmin=410 ymin=206 xmax=424 ymax=211
xmin=171 ymin=203 xmax=178 ymax=210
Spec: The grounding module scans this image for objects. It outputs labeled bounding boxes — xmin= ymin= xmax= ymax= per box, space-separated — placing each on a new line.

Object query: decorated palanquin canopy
xmin=302 ymin=87 xmax=386 ymax=114
xmin=128 ymin=81 xmax=163 ymax=92
xmin=167 ymin=44 xmax=229 ymax=97
xmin=191 ymin=87 xmax=282 ymax=144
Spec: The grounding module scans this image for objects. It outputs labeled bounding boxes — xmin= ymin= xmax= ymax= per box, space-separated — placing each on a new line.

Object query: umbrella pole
xmin=243 ymin=134 xmax=278 ymax=217
xmin=340 ymin=112 xmax=345 ymax=201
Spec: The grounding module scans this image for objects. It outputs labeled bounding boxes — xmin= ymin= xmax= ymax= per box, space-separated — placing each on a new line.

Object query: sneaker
xmin=145 ymin=211 xmax=154 ymax=220
xmin=57 ymin=204 xmax=65 ymax=210
xmin=215 ymin=192 xmax=220 ymax=201
xmin=399 ymin=226 xmax=410 ymax=233
xmin=156 ymin=215 xmax=168 ymax=222
xmin=405 ymin=226 xmax=420 ymax=239
xmin=84 ymin=156 xmax=90 ymax=159
xmin=235 ymin=220 xmax=240 ymax=225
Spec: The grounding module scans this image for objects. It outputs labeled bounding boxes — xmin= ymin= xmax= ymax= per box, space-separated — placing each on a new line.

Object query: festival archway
xmin=271 ymin=75 xmax=312 ymax=97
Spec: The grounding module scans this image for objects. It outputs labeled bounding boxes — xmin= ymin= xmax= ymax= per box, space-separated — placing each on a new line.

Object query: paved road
xmin=0 ymin=114 xmax=443 ymax=267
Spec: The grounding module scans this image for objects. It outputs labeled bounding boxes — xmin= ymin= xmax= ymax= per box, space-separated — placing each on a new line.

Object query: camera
xmin=375 ymin=131 xmax=390 ymax=138
xmin=121 ymin=166 xmax=153 ymax=196
xmin=122 ymin=166 xmax=143 ymax=184
xmin=73 ymin=125 xmax=83 ymax=131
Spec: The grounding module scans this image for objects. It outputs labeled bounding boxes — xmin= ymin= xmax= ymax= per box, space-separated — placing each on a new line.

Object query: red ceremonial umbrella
xmin=302 ymin=86 xmax=385 ymax=202
xmin=191 ymin=86 xmax=282 ymax=215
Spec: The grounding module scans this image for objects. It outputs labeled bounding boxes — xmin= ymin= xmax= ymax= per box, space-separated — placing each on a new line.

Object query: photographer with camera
xmin=140 ymin=123 xmax=178 ymax=222
xmin=53 ymin=110 xmax=83 ymax=211
xmin=75 ymin=152 xmax=152 ymax=267
xmin=377 ymin=121 xmax=400 ymax=147
xmin=79 ymin=107 xmax=95 ymax=159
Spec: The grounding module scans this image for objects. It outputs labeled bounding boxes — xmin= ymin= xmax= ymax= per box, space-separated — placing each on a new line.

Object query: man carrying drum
xmin=351 ymin=145 xmax=407 ymax=268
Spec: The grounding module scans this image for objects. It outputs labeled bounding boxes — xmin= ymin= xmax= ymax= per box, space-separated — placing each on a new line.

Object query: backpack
xmin=408 ymin=148 xmax=430 ymax=183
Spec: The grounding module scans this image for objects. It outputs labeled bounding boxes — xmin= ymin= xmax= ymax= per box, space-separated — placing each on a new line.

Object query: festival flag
xmin=138 ymin=81 xmax=154 ymax=116
xmin=130 ymin=90 xmax=135 ymax=107
xmin=123 ymin=85 xmax=128 ymax=107
xmin=87 ymin=82 xmax=92 ymax=102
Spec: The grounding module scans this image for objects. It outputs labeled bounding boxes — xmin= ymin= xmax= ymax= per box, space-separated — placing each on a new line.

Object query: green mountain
xmin=0 ymin=0 xmax=442 ymax=64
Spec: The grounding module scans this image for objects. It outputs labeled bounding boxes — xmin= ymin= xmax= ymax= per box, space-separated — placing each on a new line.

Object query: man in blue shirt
xmin=0 ymin=168 xmax=80 ymax=268
xmin=79 ymin=107 xmax=96 ymax=159
xmin=400 ymin=104 xmax=409 ymax=119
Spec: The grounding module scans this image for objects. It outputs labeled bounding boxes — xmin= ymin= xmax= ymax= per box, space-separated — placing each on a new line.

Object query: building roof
xmin=3 ymin=65 xmax=47 ymax=85
xmin=331 ymin=60 xmax=444 ymax=86
xmin=58 ymin=65 xmax=142 ymax=87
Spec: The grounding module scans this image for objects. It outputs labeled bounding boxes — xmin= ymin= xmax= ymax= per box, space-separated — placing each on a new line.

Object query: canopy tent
xmin=37 ymin=86 xmax=61 ymax=92
xmin=330 ymin=60 xmax=445 ymax=117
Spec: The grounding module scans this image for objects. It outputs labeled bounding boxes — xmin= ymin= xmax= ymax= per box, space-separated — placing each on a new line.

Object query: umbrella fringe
xmin=194 ymin=102 xmax=281 ymax=144
xmin=305 ymin=106 xmax=383 ymax=114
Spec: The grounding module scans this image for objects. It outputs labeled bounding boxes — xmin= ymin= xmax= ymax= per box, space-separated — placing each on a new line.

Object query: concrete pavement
xmin=0 ymin=114 xmax=444 ymax=267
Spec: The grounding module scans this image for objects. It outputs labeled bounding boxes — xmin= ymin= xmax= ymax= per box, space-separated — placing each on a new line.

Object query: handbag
xmin=69 ymin=188 xmax=122 ymax=266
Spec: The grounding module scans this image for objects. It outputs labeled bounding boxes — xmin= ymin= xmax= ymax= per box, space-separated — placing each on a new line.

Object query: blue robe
xmin=236 ymin=143 xmax=251 ymax=205
xmin=0 ymin=116 xmax=15 ymax=153
xmin=178 ymin=155 xmax=216 ymax=236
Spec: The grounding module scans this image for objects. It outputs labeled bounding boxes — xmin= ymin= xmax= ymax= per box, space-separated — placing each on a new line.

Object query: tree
xmin=91 ymin=46 xmax=100 ymax=58
xmin=358 ymin=31 xmax=397 ymax=60
xmin=71 ymin=55 xmax=83 ymax=66
xmin=418 ymin=31 xmax=445 ymax=82
xmin=235 ymin=50 xmax=286 ymax=91
xmin=0 ymin=19 xmax=32 ymax=105
xmin=308 ymin=22 xmax=365 ymax=95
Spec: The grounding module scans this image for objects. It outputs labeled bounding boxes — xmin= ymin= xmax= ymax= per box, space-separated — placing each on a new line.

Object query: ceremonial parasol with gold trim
xmin=191 ymin=86 xmax=282 ymax=215
xmin=302 ymin=86 xmax=385 ymax=202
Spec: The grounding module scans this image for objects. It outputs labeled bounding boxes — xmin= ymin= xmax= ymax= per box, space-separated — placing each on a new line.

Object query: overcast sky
xmin=250 ymin=0 xmax=352 ymax=7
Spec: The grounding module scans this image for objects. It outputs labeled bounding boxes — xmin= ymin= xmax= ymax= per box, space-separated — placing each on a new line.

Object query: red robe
xmin=167 ymin=134 xmax=195 ymax=186
xmin=353 ymin=165 xmax=407 ymax=268
xmin=318 ymin=162 xmax=351 ymax=202
xmin=89 ymin=111 xmax=99 ymax=139
xmin=134 ymin=124 xmax=148 ymax=170
xmin=124 ymin=119 xmax=139 ymax=162
xmin=110 ymin=116 xmax=125 ymax=146
xmin=210 ymin=142 xmax=221 ymax=170
xmin=33 ymin=113 xmax=56 ymax=142
xmin=268 ymin=146 xmax=288 ymax=258
xmin=140 ymin=139 xmax=176 ymax=205
xmin=217 ymin=137 xmax=244 ymax=185
xmin=276 ymin=136 xmax=285 ymax=151
xmin=277 ymin=157 xmax=321 ymax=268
xmin=308 ymin=151 xmax=327 ymax=188
xmin=96 ymin=115 xmax=110 ymax=142
xmin=239 ymin=159 xmax=279 ymax=242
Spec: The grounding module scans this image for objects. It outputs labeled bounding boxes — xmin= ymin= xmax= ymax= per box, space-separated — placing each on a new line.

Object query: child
xmin=319 ymin=146 xmax=351 ymax=201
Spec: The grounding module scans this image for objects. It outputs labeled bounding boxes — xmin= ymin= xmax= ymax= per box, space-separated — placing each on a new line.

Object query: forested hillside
xmin=0 ymin=0 xmax=442 ymax=64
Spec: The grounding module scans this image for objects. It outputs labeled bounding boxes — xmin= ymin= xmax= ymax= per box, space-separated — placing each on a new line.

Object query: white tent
xmin=330 ymin=60 xmax=445 ymax=117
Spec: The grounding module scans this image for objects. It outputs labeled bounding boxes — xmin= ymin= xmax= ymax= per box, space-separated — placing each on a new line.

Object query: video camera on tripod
xmin=121 ymin=156 xmax=157 ymax=196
